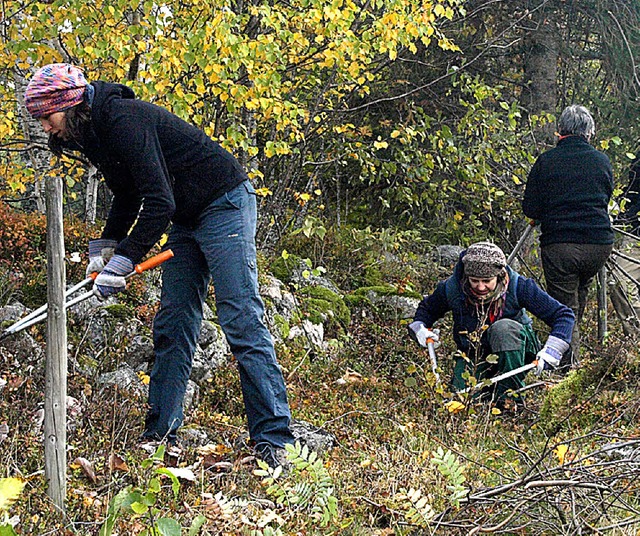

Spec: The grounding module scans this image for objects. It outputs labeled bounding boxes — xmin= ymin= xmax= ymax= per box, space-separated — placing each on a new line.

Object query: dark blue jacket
xmin=522 ymin=136 xmax=614 ymax=246
xmin=413 ymin=257 xmax=574 ymax=354
xmin=75 ymin=81 xmax=247 ymax=263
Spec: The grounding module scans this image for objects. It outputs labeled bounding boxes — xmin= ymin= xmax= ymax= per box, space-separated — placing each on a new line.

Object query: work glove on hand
xmin=408 ymin=321 xmax=440 ymax=348
xmin=86 ymin=239 xmax=118 ymax=277
xmin=535 ymin=335 xmax=570 ymax=376
xmin=93 ymin=254 xmax=133 ymax=299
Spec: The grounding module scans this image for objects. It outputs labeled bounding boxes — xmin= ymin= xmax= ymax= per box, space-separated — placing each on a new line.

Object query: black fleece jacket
xmin=77 ymin=81 xmax=247 ymax=263
xmin=522 ymin=136 xmax=614 ymax=246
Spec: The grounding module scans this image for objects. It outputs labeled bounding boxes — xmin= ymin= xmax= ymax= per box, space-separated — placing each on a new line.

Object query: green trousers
xmin=452 ymin=319 xmax=540 ymax=400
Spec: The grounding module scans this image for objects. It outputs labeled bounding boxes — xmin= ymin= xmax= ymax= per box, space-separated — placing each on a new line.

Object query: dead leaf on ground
xmin=72 ymin=457 xmax=98 ymax=484
xmin=164 ymin=466 xmax=197 ymax=482
xmin=108 ymin=453 xmax=129 ymax=473
xmin=336 ymin=369 xmax=363 ymax=385
xmin=446 ymin=401 xmax=466 ymax=414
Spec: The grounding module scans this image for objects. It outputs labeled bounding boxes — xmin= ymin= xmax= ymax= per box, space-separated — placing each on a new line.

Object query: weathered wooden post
xmin=597 ymin=265 xmax=607 ymax=343
xmin=44 ymin=175 xmax=67 ymax=512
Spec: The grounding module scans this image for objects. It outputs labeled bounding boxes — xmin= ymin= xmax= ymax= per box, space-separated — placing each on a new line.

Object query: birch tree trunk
xmin=85 ymin=166 xmax=99 ymax=224
xmin=14 ymin=69 xmax=49 ymax=213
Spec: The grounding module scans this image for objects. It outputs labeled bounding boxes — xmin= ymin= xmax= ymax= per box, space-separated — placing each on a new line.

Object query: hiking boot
xmin=254 ymin=442 xmax=289 ymax=472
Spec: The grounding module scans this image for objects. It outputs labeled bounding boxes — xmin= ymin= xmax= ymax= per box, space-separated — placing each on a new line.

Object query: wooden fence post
xmin=44 ymin=175 xmax=67 ymax=513
xmin=597 ymin=265 xmax=607 ymax=343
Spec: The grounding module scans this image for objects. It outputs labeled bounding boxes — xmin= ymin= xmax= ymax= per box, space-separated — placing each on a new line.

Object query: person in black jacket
xmin=24 ymin=63 xmax=294 ymax=467
xmin=523 ymin=104 xmax=614 ymax=366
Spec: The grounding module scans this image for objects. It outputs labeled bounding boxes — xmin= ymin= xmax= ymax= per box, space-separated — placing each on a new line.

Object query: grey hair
xmin=557 ymin=104 xmax=595 ymax=140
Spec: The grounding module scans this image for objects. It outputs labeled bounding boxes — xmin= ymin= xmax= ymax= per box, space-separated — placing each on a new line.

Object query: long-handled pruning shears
xmin=0 ymin=249 xmax=174 ymax=341
xmin=456 ymin=360 xmax=538 ymax=395
xmin=426 ymin=336 xmax=441 ymax=386
xmin=506 ymin=220 xmax=536 ymax=265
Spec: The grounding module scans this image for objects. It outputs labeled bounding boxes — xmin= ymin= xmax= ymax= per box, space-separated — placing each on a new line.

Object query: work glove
xmin=535 ymin=335 xmax=570 ymax=376
xmin=86 ymin=239 xmax=118 ymax=277
xmin=408 ymin=321 xmax=440 ymax=348
xmin=93 ymin=254 xmax=134 ymax=299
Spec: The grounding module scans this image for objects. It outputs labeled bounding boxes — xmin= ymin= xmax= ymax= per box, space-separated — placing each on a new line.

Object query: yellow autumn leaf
xmin=554 ymin=444 xmax=568 ymax=465
xmin=446 ymin=401 xmax=465 ymax=413
xmin=0 ymin=477 xmax=25 ymax=512
xmin=255 ymin=187 xmax=273 ymax=197
xmin=373 ymin=140 xmax=389 ymax=149
xmin=137 ymin=372 xmax=150 ymax=385
xmin=491 ymin=407 xmax=501 ymax=415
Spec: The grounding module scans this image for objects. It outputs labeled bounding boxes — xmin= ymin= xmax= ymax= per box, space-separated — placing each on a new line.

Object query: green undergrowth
xmin=0 ymin=217 xmax=639 ymax=534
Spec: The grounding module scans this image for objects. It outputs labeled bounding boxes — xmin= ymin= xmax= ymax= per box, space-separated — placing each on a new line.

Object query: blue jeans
xmin=143 ymin=181 xmax=294 ymax=447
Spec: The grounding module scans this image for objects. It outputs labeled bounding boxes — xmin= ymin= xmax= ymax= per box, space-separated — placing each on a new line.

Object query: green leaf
xmin=187 ymin=514 xmax=207 ymax=536
xmin=130 ymin=501 xmax=149 ymax=514
xmin=157 ymin=518 xmax=182 ymax=536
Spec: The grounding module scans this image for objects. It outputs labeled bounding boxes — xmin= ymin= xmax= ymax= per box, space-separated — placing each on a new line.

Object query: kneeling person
xmin=408 ymin=242 xmax=575 ymax=402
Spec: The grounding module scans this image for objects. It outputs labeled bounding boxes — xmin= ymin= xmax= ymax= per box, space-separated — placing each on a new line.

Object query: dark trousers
xmin=541 ymin=242 xmax=612 ymax=358
xmin=144 ymin=181 xmax=294 ymax=447
xmin=452 ymin=319 xmax=540 ymax=400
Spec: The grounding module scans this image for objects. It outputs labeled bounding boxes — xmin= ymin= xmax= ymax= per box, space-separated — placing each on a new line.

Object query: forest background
xmin=0 ymin=0 xmax=639 ymax=534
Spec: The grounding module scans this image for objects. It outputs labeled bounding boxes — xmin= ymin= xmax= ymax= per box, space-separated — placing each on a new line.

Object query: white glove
xmin=93 ymin=254 xmax=134 ymax=299
xmin=86 ymin=239 xmax=117 ymax=277
xmin=408 ymin=321 xmax=439 ymax=348
xmin=535 ymin=335 xmax=570 ymax=376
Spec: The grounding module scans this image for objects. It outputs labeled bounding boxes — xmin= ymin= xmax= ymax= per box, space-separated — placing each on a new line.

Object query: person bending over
xmin=408 ymin=242 xmax=575 ymax=405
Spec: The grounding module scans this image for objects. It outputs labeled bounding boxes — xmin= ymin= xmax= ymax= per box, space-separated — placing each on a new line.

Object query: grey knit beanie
xmin=462 ymin=242 xmax=506 ymax=278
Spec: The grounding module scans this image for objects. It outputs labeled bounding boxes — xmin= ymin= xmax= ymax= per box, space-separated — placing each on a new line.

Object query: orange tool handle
xmin=426 ymin=337 xmax=436 ymax=344
xmin=135 ymin=250 xmax=174 ymax=274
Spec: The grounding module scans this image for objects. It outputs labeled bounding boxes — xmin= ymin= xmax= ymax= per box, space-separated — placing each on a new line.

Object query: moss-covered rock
xmin=352 ymin=285 xmax=422 ymax=300
xmin=103 ymin=303 xmax=134 ymax=319
xmin=297 ymin=286 xmax=350 ymax=334
xmin=270 ymin=253 xmax=304 ymax=284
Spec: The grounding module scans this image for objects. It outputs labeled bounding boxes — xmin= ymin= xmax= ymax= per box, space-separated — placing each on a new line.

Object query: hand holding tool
xmin=0 ymin=249 xmax=174 ymax=341
xmin=86 ymin=238 xmax=117 ymax=276
xmin=408 ymin=320 xmax=439 ymax=348
xmin=534 ymin=335 xmax=568 ymax=375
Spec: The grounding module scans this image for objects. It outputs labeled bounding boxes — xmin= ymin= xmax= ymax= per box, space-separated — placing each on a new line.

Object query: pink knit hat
xmin=25 ymin=63 xmax=88 ymax=118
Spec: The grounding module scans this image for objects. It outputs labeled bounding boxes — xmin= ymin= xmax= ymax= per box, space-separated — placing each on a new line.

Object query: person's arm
xmin=522 ymin=158 xmax=542 ymax=221
xmin=104 ymin=114 xmax=176 ymax=264
xmin=516 ymin=277 xmax=575 ymax=344
xmin=408 ymin=280 xmax=450 ymax=347
xmin=413 ymin=281 xmax=451 ymax=327
xmin=101 ymin=181 xmax=142 ymax=244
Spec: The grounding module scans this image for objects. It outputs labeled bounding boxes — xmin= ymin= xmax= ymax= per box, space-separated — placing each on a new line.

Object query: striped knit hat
xmin=25 ymin=63 xmax=88 ymax=118
xmin=462 ymin=242 xmax=506 ymax=278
